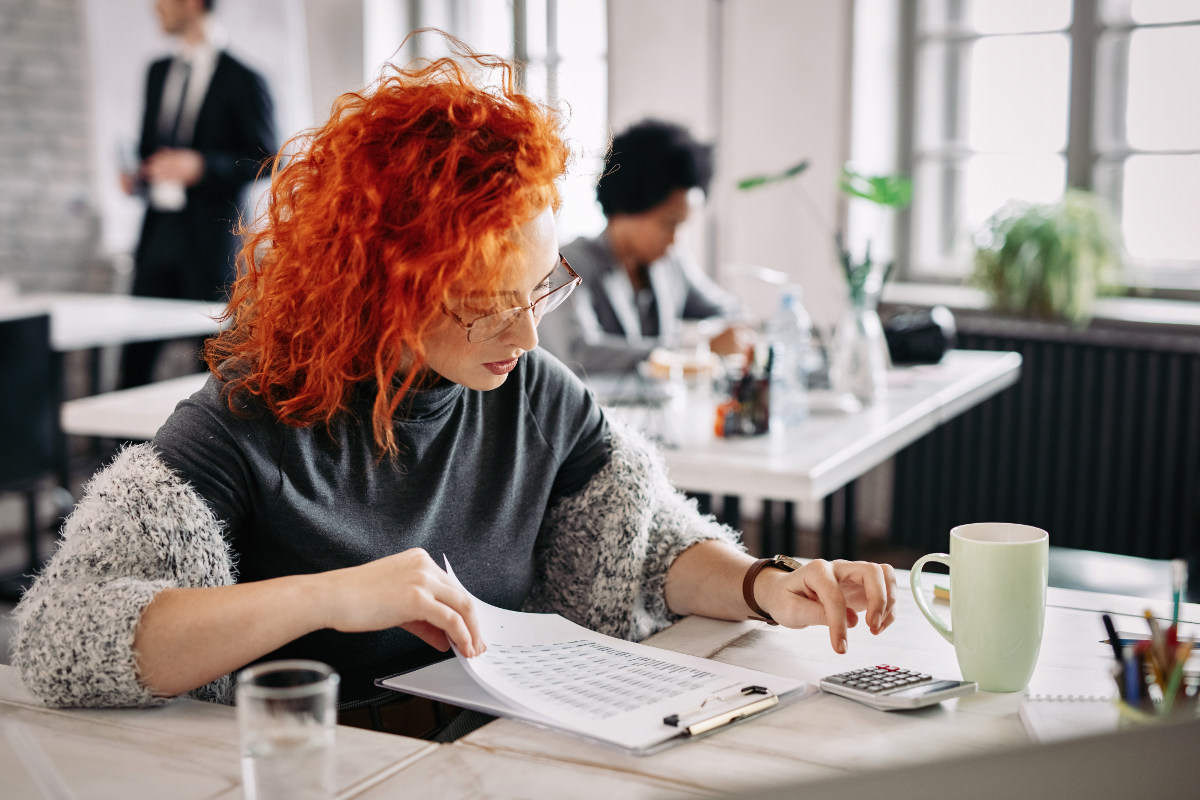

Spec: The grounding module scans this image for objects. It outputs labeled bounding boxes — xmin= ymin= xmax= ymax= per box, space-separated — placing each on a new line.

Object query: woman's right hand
xmin=317 ymin=548 xmax=487 ymax=657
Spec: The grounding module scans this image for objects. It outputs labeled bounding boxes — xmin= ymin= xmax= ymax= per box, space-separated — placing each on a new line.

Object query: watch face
xmin=773 ymin=555 xmax=803 ymax=572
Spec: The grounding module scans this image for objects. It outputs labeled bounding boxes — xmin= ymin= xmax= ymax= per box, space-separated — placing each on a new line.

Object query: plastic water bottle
xmin=764 ymin=288 xmax=812 ymax=431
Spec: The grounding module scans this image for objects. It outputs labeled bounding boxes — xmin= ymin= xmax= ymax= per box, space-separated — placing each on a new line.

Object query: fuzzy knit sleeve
xmin=11 ymin=444 xmax=236 ymax=708
xmin=523 ymin=416 xmax=743 ymax=641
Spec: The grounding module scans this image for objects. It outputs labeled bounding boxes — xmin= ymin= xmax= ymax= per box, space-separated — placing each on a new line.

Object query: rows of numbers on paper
xmin=488 ymin=640 xmax=722 ymax=718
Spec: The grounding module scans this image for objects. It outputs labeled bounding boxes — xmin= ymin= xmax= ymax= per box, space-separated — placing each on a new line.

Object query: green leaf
xmin=839 ymin=166 xmax=913 ymax=209
xmin=736 ymin=160 xmax=810 ymax=191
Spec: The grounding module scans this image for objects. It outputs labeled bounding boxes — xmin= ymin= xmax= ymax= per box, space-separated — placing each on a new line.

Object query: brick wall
xmin=0 ymin=0 xmax=100 ymax=293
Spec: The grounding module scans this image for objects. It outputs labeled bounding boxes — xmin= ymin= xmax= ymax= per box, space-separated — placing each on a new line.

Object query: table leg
xmin=720 ymin=495 xmax=741 ymax=530
xmin=843 ymin=481 xmax=857 ymax=561
xmin=820 ymin=483 xmax=859 ymax=560
xmin=822 ymin=494 xmax=835 ymax=558
xmin=781 ymin=501 xmax=796 ymax=555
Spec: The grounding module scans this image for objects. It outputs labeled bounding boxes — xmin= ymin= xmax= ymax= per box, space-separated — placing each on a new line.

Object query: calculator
xmin=819 ymin=665 xmax=977 ymax=711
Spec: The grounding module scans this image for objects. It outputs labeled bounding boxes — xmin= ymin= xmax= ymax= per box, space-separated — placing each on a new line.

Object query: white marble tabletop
xmin=3 ymin=583 xmax=1194 ymax=799
xmin=356 ymin=582 xmax=1197 ymax=800
xmin=0 ymin=667 xmax=434 ymax=800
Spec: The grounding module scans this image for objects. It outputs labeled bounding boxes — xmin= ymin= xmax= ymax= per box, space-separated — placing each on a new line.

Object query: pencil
xmin=1171 ymin=559 xmax=1187 ymax=627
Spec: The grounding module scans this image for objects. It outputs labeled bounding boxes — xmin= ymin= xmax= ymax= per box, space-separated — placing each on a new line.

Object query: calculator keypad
xmin=823 ymin=665 xmax=932 ymax=693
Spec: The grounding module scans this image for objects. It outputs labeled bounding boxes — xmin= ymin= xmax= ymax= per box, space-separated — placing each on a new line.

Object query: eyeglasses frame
xmin=441 ymin=254 xmax=582 ymax=343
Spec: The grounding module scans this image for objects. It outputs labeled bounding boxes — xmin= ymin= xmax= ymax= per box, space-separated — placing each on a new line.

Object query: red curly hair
xmin=206 ymin=39 xmax=569 ymax=456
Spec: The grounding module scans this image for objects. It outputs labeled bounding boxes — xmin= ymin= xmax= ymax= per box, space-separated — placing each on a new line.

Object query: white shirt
xmin=157 ymin=19 xmax=226 ymax=147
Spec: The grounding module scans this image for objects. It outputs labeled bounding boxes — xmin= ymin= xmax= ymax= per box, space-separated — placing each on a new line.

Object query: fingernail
xmin=837 ymin=638 xmax=847 ymax=654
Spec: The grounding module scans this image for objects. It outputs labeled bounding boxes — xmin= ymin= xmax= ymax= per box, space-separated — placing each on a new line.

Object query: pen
xmin=1124 ymin=653 xmax=1141 ymax=707
xmin=1101 ymin=632 xmax=1199 ymax=650
xmin=1101 ymin=614 xmax=1124 ymax=663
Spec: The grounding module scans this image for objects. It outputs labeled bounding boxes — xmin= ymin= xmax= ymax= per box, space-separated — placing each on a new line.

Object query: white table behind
xmin=1 ymin=292 xmax=224 ymax=352
xmin=660 ymin=349 xmax=1022 ymax=503
xmin=61 ymin=373 xmax=207 ymax=441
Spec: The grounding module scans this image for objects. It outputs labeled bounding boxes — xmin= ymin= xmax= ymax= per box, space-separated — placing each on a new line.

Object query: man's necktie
xmin=165 ymin=60 xmax=192 ymax=146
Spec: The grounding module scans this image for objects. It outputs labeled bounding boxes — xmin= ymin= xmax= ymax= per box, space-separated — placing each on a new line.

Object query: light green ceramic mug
xmin=910 ymin=522 xmax=1049 ymax=693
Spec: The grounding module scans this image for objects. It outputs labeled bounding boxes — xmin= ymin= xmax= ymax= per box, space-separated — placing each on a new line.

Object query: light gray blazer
xmin=540 ymin=232 xmax=741 ymax=378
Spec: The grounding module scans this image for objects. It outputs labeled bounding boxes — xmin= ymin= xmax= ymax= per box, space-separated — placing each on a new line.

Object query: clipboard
xmin=378 ymin=649 xmax=811 ymax=755
xmin=376 ymin=561 xmax=812 ymax=756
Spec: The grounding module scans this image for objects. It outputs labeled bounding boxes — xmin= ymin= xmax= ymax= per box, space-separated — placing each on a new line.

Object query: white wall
xmin=608 ymin=0 xmax=854 ymax=332
xmin=607 ymin=0 xmax=896 ymax=537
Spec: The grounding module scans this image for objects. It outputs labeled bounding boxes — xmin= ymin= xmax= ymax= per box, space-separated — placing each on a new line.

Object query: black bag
xmin=884 ymin=305 xmax=957 ymax=365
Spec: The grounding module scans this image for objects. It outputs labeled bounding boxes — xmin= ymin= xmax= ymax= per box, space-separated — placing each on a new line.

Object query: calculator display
xmin=888 ymin=679 xmax=966 ymax=698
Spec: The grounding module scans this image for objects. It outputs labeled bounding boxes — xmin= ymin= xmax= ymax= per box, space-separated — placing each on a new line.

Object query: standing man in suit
xmin=119 ymin=0 xmax=276 ymax=387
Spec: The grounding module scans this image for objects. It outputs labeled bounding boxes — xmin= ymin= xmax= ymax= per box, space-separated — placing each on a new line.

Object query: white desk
xmin=360 ymin=583 xmax=1198 ymax=799
xmin=61 ymin=373 xmax=207 ymax=441
xmin=1 ymin=292 xmax=225 ymax=352
xmin=656 ymin=349 xmax=1021 ymax=557
xmin=60 ymin=349 xmax=1019 ymax=469
xmin=2 ymin=295 xmax=224 ymax=590
xmin=659 ymin=349 xmax=1021 ymax=506
xmin=2 ymin=585 xmax=1195 ymax=798
xmin=58 ymin=352 xmax=1022 ymax=560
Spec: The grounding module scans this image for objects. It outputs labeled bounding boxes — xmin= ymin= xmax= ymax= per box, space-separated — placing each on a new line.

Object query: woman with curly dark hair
xmin=12 ymin=38 xmax=896 ymax=733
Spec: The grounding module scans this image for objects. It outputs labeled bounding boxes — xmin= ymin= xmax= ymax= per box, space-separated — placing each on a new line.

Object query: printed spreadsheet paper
xmin=377 ymin=561 xmax=810 ymax=754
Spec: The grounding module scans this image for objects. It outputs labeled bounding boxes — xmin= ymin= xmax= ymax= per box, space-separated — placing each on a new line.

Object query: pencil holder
xmin=1112 ymin=660 xmax=1200 ymax=727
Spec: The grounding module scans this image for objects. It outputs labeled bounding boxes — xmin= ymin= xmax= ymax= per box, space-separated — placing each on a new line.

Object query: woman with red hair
xmin=13 ymin=44 xmax=897 ymax=734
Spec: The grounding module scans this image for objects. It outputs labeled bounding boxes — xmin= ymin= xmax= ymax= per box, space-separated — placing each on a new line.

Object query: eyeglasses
xmin=442 ymin=254 xmax=582 ymax=343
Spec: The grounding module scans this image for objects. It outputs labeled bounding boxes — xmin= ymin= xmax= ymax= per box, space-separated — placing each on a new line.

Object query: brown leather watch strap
xmin=742 ymin=558 xmax=784 ymax=625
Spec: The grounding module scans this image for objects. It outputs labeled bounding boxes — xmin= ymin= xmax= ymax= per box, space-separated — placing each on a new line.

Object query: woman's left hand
xmin=755 ymin=559 xmax=897 ymax=654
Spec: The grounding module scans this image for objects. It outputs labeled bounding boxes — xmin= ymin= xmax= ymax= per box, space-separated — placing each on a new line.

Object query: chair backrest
xmin=0 ymin=313 xmax=58 ymax=489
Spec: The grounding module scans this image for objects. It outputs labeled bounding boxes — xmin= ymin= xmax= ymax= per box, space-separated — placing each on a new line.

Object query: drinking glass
xmin=237 ymin=660 xmax=339 ymax=800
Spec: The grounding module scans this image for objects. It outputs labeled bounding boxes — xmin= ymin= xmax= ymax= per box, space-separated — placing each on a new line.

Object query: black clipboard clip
xmin=663 ymin=685 xmax=779 ymax=737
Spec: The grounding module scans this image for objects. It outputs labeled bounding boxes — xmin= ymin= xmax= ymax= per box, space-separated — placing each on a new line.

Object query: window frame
xmin=894 ymin=0 xmax=1200 ymax=297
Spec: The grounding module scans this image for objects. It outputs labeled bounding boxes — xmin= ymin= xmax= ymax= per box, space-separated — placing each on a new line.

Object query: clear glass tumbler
xmin=236 ymin=660 xmax=339 ymax=800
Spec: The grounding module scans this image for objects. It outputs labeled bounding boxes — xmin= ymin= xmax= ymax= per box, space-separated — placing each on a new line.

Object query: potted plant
xmin=971 ymin=189 xmax=1124 ymax=325
xmin=736 ymin=162 xmax=912 ymax=402
xmin=737 ymin=163 xmax=913 ymax=305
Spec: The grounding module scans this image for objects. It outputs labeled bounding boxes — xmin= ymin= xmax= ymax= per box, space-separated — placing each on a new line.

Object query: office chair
xmin=0 ymin=313 xmax=71 ymax=602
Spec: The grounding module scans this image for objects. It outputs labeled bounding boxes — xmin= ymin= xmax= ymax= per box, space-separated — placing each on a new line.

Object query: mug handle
xmin=910 ymin=553 xmax=954 ymax=644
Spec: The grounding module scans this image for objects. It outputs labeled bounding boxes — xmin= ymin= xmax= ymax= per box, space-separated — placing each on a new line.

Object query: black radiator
xmin=891 ymin=315 xmax=1200 ymax=564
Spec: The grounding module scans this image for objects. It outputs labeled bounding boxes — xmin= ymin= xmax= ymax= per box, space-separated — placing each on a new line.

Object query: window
xmin=898 ymin=0 xmax=1200 ymax=292
xmin=363 ymin=0 xmax=608 ymax=243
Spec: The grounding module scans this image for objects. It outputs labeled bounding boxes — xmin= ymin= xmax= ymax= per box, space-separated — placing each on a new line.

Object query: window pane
xmin=912 ymin=160 xmax=965 ymax=276
xmin=967 ymin=35 xmax=1070 ymax=153
xmin=1122 ymin=154 xmax=1200 ymax=261
xmin=964 ymin=153 xmax=1065 ymax=232
xmin=912 ymin=154 xmax=1066 ymax=276
xmin=555 ymin=56 xmax=607 ymax=240
xmin=472 ymin=1 xmax=515 ymax=57
xmin=1126 ymin=27 xmax=1200 ymax=150
xmin=525 ymin=0 xmax=549 ymax=60
xmin=919 ymin=0 xmax=967 ymax=34
xmin=921 ymin=0 xmax=1071 ymax=34
xmin=557 ymin=0 xmax=607 ymax=57
xmin=523 ymin=61 xmax=549 ymax=101
xmin=1132 ymin=0 xmax=1200 ymax=23
xmin=915 ymin=41 xmax=963 ymax=151
xmin=969 ymin=0 xmax=1071 ymax=33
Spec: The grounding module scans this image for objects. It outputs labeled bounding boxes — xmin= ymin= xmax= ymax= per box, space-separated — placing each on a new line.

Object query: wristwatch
xmin=742 ymin=554 xmax=804 ymax=624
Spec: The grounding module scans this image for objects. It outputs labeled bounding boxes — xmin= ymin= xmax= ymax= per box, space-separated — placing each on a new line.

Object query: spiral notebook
xmin=1018 ymin=692 xmax=1119 ymax=743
